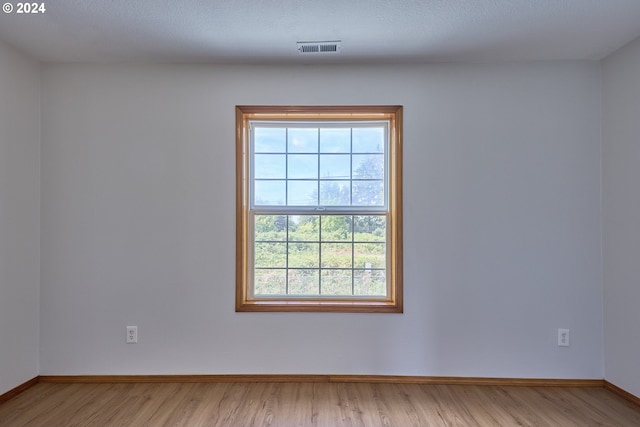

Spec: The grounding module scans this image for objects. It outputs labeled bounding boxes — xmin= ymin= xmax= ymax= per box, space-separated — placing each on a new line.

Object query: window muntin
xmin=251 ymin=123 xmax=387 ymax=210
xmin=252 ymin=214 xmax=387 ymax=298
xmin=236 ymin=106 xmax=402 ymax=313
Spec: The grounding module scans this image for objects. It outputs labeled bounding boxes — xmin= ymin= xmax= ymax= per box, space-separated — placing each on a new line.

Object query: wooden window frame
xmin=236 ymin=105 xmax=403 ymax=313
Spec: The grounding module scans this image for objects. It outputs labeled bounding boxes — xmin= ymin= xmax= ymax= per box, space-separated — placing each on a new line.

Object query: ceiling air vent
xmin=297 ymin=41 xmax=342 ymax=54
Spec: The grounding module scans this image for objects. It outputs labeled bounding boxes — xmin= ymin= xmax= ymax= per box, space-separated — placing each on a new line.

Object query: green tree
xmin=353 ymin=155 xmax=384 ymax=206
xmin=255 ymin=215 xmax=288 ymax=242
xmin=321 ymin=216 xmax=350 ymax=240
xmin=319 ymin=181 xmax=350 ymax=205
xmin=297 ymin=216 xmax=317 ymax=232
xmin=255 ymin=215 xmax=286 ymax=233
xmin=352 ymin=156 xmax=385 ymax=236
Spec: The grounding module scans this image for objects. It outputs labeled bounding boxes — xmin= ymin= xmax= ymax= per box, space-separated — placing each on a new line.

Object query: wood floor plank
xmin=310 ymin=382 xmax=334 ymax=426
xmin=394 ymin=384 xmax=449 ymax=427
xmin=0 ymin=383 xmax=64 ymax=426
xmin=1 ymin=381 xmax=640 ymax=426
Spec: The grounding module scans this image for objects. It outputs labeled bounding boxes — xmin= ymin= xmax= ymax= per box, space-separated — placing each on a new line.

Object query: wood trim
xmin=235 ymin=105 xmax=404 ymax=313
xmin=329 ymin=375 xmax=603 ymax=387
xmin=0 ymin=376 xmax=39 ymax=404
xmin=236 ymin=299 xmax=403 ymax=313
xmin=391 ymin=107 xmax=403 ymax=313
xmin=235 ymin=106 xmax=249 ymax=311
xmin=236 ymin=105 xmax=402 ymax=119
xmin=604 ymin=380 xmax=640 ymax=407
xmin=37 ymin=374 xmax=603 ymax=388
xmin=39 ymin=375 xmax=328 ymax=384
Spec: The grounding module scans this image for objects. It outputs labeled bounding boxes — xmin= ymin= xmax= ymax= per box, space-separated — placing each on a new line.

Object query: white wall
xmin=0 ymin=41 xmax=40 ymax=394
xmin=603 ymin=36 xmax=640 ymax=397
xmin=40 ymin=62 xmax=603 ymax=378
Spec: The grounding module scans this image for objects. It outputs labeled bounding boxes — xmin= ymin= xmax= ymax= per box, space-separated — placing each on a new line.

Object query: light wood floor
xmin=1 ymin=382 xmax=640 ymax=426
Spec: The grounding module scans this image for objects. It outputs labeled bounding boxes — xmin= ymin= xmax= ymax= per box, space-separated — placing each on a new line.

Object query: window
xmin=236 ymin=106 xmax=402 ymax=312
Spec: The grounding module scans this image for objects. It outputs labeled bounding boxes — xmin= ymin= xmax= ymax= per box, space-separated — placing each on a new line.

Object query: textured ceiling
xmin=1 ymin=0 xmax=640 ymax=64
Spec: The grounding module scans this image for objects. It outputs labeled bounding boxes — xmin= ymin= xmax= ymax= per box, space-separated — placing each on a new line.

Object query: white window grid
xmin=247 ymin=120 xmax=392 ymax=300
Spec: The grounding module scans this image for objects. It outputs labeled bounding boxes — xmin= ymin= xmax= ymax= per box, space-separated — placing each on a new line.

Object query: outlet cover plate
xmin=126 ymin=326 xmax=138 ymax=344
xmin=558 ymin=328 xmax=570 ymax=347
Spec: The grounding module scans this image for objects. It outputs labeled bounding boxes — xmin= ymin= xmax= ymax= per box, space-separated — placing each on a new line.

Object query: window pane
xmin=353 ymin=215 xmax=386 ymax=242
xmin=354 ymin=242 xmax=386 ymax=269
xmin=288 ymin=269 xmax=319 ymax=295
xmin=321 ymin=270 xmax=353 ymax=296
xmin=255 ymin=128 xmax=286 ymax=153
xmin=353 ymin=270 xmax=386 ymax=296
xmin=254 ymin=215 xmax=287 ymax=241
xmin=319 ymin=181 xmax=350 ymax=205
xmin=320 ymin=154 xmax=350 ymax=179
xmin=353 ymin=181 xmax=384 ymax=206
xmin=255 ymin=180 xmax=286 ymax=205
xmin=321 ymin=243 xmax=353 ymax=268
xmin=288 ymin=242 xmax=319 ymax=268
xmin=289 ymin=215 xmax=319 ymax=241
xmin=320 ymin=128 xmax=351 ymax=153
xmin=288 ymin=181 xmax=318 ymax=205
xmin=353 ymin=154 xmax=384 ymax=179
xmin=288 ymin=154 xmax=318 ymax=179
xmin=321 ymin=215 xmax=352 ymax=242
xmin=288 ymin=128 xmax=318 ymax=153
xmin=353 ymin=127 xmax=385 ymax=153
xmin=255 ymin=242 xmax=287 ymax=268
xmin=254 ymin=269 xmax=286 ymax=295
xmin=254 ymin=154 xmax=286 ymax=179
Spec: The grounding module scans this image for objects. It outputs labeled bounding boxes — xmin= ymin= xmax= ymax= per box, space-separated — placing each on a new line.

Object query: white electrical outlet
xmin=558 ymin=328 xmax=570 ymax=347
xmin=126 ymin=326 xmax=138 ymax=344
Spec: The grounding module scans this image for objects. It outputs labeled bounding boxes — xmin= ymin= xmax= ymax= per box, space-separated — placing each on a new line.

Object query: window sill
xmin=236 ymin=299 xmax=403 ymax=313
